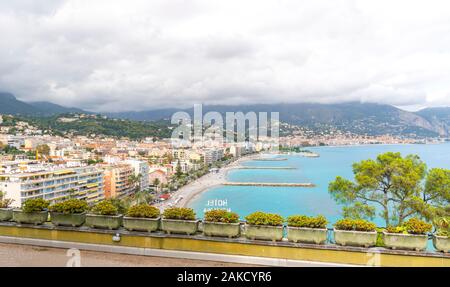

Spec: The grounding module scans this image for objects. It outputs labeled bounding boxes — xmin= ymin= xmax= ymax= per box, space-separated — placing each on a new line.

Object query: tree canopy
xmin=329 ymin=152 xmax=450 ymax=227
xmin=36 ymin=144 xmax=50 ymax=156
xmin=409 ymin=168 xmax=450 ymax=235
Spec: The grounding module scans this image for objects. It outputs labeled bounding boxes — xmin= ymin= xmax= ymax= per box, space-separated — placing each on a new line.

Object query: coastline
xmin=308 ymin=142 xmax=447 ymax=149
xmin=157 ymin=153 xmax=261 ymax=210
xmin=156 ymin=142 xmax=450 ymax=211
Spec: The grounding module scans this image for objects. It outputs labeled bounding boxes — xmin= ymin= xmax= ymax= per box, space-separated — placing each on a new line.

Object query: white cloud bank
xmin=1 ymin=0 xmax=450 ymax=111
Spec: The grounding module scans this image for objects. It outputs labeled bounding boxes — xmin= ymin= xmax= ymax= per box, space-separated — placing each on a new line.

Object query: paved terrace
xmin=0 ymin=222 xmax=448 ymax=267
xmin=0 ymin=242 xmax=256 ymax=267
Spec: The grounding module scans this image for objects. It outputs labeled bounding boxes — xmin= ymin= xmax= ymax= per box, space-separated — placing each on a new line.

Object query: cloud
xmin=1 ymin=0 xmax=450 ymax=112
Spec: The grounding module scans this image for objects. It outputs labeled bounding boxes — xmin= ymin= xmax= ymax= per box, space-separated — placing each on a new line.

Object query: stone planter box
xmin=245 ymin=224 xmax=284 ymax=242
xmin=334 ymin=229 xmax=377 ymax=248
xmin=50 ymin=212 xmax=86 ymax=227
xmin=85 ymin=214 xmax=122 ymax=230
xmin=203 ymin=221 xmax=241 ymax=238
xmin=287 ymin=226 xmax=328 ymax=244
xmin=12 ymin=210 xmax=48 ymax=225
xmin=433 ymin=235 xmax=450 ymax=253
xmin=0 ymin=208 xmax=13 ymax=221
xmin=123 ymin=217 xmax=160 ymax=232
xmin=382 ymin=231 xmax=428 ymax=251
xmin=161 ymin=218 xmax=199 ymax=235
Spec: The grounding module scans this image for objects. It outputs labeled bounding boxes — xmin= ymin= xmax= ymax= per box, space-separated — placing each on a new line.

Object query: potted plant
xmin=49 ymin=199 xmax=88 ymax=227
xmin=85 ymin=200 xmax=122 ymax=230
xmin=203 ymin=209 xmax=241 ymax=238
xmin=161 ymin=207 xmax=199 ymax=235
xmin=334 ymin=218 xmax=377 ymax=248
xmin=432 ymin=217 xmax=449 ymax=253
xmin=123 ymin=204 xmax=160 ymax=232
xmin=13 ymin=198 xmax=49 ymax=225
xmin=244 ymin=211 xmax=284 ymax=242
xmin=383 ymin=218 xmax=432 ymax=251
xmin=287 ymin=215 xmax=328 ymax=244
xmin=433 ymin=230 xmax=449 ymax=253
xmin=0 ymin=191 xmax=14 ymax=221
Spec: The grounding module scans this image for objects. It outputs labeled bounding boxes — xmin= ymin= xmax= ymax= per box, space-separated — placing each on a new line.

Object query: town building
xmin=103 ymin=164 xmax=135 ymax=198
xmin=202 ymin=148 xmax=224 ymax=165
xmin=0 ymin=162 xmax=104 ymax=207
xmin=125 ymin=159 xmax=150 ymax=191
xmin=148 ymin=169 xmax=169 ymax=186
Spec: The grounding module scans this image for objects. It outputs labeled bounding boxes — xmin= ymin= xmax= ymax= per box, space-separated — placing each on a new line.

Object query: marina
xmin=235 ymin=166 xmax=297 ymax=170
xmin=252 ymin=158 xmax=288 ymax=161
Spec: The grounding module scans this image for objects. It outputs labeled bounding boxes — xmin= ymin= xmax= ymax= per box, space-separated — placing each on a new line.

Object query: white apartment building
xmin=171 ymin=160 xmax=202 ymax=173
xmin=172 ymin=149 xmax=187 ymax=160
xmin=125 ymin=159 xmax=149 ymax=191
xmin=0 ymin=163 xmax=104 ymax=207
xmin=229 ymin=145 xmax=243 ymax=158
xmin=5 ymin=135 xmax=25 ymax=149
xmin=202 ymin=148 xmax=224 ymax=165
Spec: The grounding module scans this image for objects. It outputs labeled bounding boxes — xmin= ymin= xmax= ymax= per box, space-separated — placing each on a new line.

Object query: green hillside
xmin=20 ymin=114 xmax=174 ymax=140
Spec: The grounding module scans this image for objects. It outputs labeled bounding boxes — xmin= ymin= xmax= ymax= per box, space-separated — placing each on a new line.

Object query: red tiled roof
xmin=159 ymin=194 xmax=170 ymax=199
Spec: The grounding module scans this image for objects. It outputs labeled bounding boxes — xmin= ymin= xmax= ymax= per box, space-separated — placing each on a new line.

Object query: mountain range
xmin=1 ymin=91 xmax=449 ymax=137
xmin=0 ymin=92 xmax=84 ymax=116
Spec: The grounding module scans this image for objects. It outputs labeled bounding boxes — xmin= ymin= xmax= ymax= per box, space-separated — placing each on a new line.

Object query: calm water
xmin=189 ymin=143 xmax=450 ymax=226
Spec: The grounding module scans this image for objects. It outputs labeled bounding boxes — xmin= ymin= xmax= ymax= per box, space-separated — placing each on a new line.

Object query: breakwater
xmin=252 ymin=158 xmax=288 ymax=161
xmin=236 ymin=167 xmax=297 ymax=170
xmin=223 ymin=182 xmax=315 ymax=187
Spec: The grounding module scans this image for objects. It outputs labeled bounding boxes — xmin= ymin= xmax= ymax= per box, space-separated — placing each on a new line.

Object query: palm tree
xmin=152 ymin=178 xmax=161 ymax=192
xmin=133 ymin=191 xmax=154 ymax=205
xmin=128 ymin=174 xmax=143 ymax=194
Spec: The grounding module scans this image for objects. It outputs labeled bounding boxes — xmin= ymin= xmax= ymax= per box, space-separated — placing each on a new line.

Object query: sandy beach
xmin=157 ymin=153 xmax=261 ymax=210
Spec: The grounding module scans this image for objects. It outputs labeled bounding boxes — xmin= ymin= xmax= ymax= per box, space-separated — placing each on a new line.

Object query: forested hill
xmin=5 ymin=114 xmax=174 ymax=140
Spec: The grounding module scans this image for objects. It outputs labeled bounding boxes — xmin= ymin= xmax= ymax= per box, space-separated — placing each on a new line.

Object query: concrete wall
xmin=0 ymin=222 xmax=448 ymax=267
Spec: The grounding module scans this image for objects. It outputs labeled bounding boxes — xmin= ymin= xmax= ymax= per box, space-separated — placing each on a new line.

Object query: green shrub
xmin=435 ymin=217 xmax=449 ymax=237
xmin=385 ymin=218 xmax=432 ymax=235
xmin=385 ymin=226 xmax=408 ymax=234
xmin=22 ymin=198 xmax=50 ymax=213
xmin=245 ymin=211 xmax=284 ymax=226
xmin=163 ymin=207 xmax=196 ymax=220
xmin=404 ymin=218 xmax=432 ymax=235
xmin=49 ymin=199 xmax=88 ymax=214
xmin=109 ymin=198 xmax=130 ymax=215
xmin=334 ymin=219 xmax=353 ymax=231
xmin=287 ymin=215 xmax=327 ymax=228
xmin=334 ymin=218 xmax=376 ymax=232
xmin=437 ymin=229 xmax=449 ymax=237
xmin=204 ymin=209 xmax=239 ymax=223
xmin=0 ymin=191 xmax=13 ymax=208
xmin=375 ymin=228 xmax=385 ymax=247
xmin=90 ymin=200 xmax=119 ymax=216
xmin=126 ymin=204 xmax=160 ymax=218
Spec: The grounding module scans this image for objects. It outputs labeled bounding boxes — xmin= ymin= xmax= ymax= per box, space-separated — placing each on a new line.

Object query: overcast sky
xmin=1 ymin=0 xmax=450 ymax=112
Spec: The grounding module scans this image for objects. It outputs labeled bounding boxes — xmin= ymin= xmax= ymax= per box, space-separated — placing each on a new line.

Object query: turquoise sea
xmin=189 ymin=143 xmax=450 ymax=227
